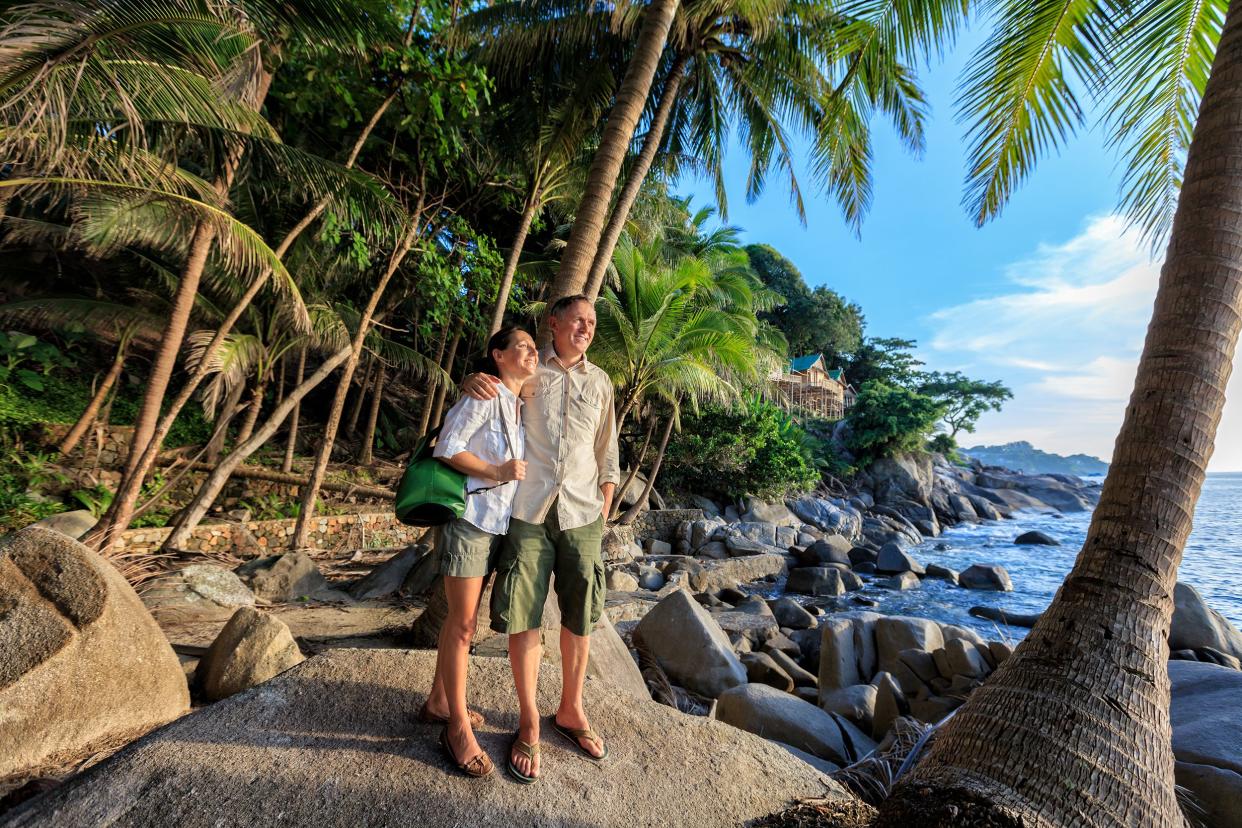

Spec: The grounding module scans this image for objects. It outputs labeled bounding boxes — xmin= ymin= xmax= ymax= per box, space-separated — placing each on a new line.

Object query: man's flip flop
xmin=507 ymin=733 xmax=540 ymax=784
xmin=551 ymin=717 xmax=608 ymax=762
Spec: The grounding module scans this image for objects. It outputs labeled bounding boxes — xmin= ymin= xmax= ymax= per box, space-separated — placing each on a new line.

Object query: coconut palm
xmin=872 ymin=0 xmax=1242 ymax=822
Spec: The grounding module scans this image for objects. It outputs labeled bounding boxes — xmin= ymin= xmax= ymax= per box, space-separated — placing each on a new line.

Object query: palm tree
xmin=875 ymin=0 xmax=1242 ymax=822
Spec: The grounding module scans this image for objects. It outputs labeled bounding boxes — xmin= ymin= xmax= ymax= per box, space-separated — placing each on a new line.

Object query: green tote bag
xmin=393 ymin=404 xmax=516 ymax=527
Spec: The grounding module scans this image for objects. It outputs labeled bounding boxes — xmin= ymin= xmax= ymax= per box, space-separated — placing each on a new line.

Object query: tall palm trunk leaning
xmin=345 ymin=357 xmax=375 ymax=437
xmin=58 ymin=329 xmax=133 ymax=457
xmin=882 ymin=3 xmax=1242 ymax=824
xmin=428 ymin=326 xmax=462 ymax=431
xmin=544 ymin=0 xmax=680 ymax=305
xmin=584 ymin=52 xmax=690 ymax=300
xmin=163 ymin=346 xmax=354 ymax=549
xmin=291 ymin=206 xmax=425 ymax=550
xmin=618 ymin=406 xmax=675 ymax=525
xmin=282 ymin=346 xmax=307 ymax=473
xmin=611 ymin=415 xmax=656 ymax=519
xmin=87 ymin=82 xmax=399 ymax=554
xmin=358 ymin=362 xmax=385 ymax=464
xmin=489 ymin=189 xmax=542 ymax=334
xmin=416 ymin=326 xmax=449 ymax=438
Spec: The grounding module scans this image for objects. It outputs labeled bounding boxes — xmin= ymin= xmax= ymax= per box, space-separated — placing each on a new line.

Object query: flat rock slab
xmin=5 ymin=649 xmax=847 ymax=828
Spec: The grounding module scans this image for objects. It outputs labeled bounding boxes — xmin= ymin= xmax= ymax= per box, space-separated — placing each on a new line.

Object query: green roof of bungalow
xmin=827 ymin=368 xmax=843 ymax=381
xmin=789 ymin=354 xmax=823 ymax=373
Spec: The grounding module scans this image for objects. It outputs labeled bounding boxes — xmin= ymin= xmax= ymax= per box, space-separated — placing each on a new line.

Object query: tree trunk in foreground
xmin=291 ymin=212 xmax=423 ymax=550
xmin=610 ymin=415 xmax=656 ymax=520
xmin=543 ymin=0 xmax=680 ymax=308
xmin=584 ymin=52 xmax=689 ymax=301
xmin=59 ymin=338 xmax=127 ymax=457
xmin=416 ymin=327 xmax=449 ymax=439
xmin=429 ymin=327 xmax=462 ymax=432
xmin=618 ymin=410 xmax=674 ymax=525
xmin=881 ymin=5 xmax=1242 ymax=825
xmin=345 ymin=357 xmax=375 ymax=437
xmin=163 ymin=347 xmax=352 ymax=549
xmin=204 ymin=379 xmax=246 ymax=465
xmin=235 ymin=370 xmax=267 ymax=444
xmin=489 ymin=188 xmax=542 ymax=335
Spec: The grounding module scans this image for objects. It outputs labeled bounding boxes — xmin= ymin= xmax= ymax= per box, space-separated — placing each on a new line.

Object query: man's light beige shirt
xmin=511 ymin=346 xmax=620 ymax=530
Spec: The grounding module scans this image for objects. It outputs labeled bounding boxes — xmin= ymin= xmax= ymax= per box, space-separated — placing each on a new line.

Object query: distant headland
xmin=962 ymin=441 xmax=1109 ymax=476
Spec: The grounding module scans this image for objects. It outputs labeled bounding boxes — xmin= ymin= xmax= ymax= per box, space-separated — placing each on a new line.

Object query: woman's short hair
xmin=476 ymin=324 xmax=529 ymax=376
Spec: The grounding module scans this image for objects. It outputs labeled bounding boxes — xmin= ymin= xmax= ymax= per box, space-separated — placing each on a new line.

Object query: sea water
xmin=846 ymin=471 xmax=1242 ymax=640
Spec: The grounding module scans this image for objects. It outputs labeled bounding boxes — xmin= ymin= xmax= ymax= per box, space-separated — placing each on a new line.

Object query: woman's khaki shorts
xmin=489 ymin=505 xmax=604 ymax=637
xmin=438 ymin=518 xmax=501 ymax=579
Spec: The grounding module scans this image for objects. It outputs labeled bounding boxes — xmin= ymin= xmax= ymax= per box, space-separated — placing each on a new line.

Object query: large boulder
xmin=865 ymin=452 xmax=934 ymax=506
xmin=30 ymin=509 xmax=97 ymax=540
xmin=742 ymin=498 xmax=802 ymax=528
xmin=236 ymin=552 xmax=339 ymax=603
xmin=348 ymin=543 xmax=432 ymax=600
xmin=1168 ymin=660 xmax=1242 ymax=828
xmin=1171 ymin=582 xmax=1242 ymax=660
xmin=542 ymin=596 xmax=649 ymax=702
xmin=770 ymin=597 xmax=817 ymax=630
xmin=959 ymin=563 xmax=1014 ymax=592
xmin=195 ymin=607 xmax=305 ymax=701
xmin=787 ymin=497 xmax=862 ymax=538
xmin=0 ymin=527 xmax=189 ymax=780
xmin=2 ymin=650 xmax=850 ymax=827
xmin=1013 ymin=530 xmax=1060 ymax=546
xmin=634 ymin=590 xmax=746 ymax=698
xmin=875 ymin=616 xmax=944 ymax=677
xmin=786 ymin=567 xmax=845 ymax=597
xmin=142 ymin=563 xmax=255 ymax=610
xmin=795 ymin=536 xmax=853 ymax=567
xmin=716 ymin=682 xmax=873 ymax=766
xmin=875 ymin=542 xmax=925 ymax=575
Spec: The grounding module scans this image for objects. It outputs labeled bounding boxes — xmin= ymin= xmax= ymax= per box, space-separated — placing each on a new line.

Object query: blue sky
xmin=676 ymin=29 xmax=1242 ymax=472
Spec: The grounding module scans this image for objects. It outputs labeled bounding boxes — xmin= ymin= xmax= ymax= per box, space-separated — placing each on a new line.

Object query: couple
xmin=417 ymin=294 xmax=619 ymax=783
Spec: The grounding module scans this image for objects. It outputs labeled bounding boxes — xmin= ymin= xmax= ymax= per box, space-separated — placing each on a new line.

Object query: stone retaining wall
xmin=116 ymin=512 xmax=426 ymax=556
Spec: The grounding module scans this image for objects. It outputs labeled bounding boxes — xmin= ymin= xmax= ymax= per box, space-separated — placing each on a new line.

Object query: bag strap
xmin=465 ymin=395 xmax=517 ymax=497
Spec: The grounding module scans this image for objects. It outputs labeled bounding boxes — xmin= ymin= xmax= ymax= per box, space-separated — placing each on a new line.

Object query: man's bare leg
xmin=554 ymin=626 xmax=604 ymax=757
xmin=508 ymin=628 xmax=542 ymax=777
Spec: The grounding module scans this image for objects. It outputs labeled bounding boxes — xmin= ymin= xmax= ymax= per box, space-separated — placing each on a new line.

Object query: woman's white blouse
xmin=432 ymin=383 xmax=525 ymax=534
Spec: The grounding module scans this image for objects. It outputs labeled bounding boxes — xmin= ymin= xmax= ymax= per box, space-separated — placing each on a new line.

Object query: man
xmin=462 ymin=294 xmax=619 ymax=782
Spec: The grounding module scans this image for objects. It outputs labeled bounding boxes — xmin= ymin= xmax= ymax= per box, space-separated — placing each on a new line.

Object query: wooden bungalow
xmin=769 ymin=354 xmax=856 ymax=421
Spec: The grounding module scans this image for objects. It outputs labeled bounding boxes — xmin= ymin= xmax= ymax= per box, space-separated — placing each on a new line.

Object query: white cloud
xmin=923 ymin=214 xmax=1242 ymax=471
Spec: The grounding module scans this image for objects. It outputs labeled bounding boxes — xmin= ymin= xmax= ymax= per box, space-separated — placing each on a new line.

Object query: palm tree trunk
xmin=585 ymin=53 xmax=689 ymax=301
xmin=881 ymin=4 xmax=1242 ymax=824
xmin=489 ymin=187 xmax=542 ymax=334
xmin=86 ymin=78 xmax=393 ymax=554
xmin=345 ymin=357 xmax=375 ymax=437
xmin=163 ymin=346 xmax=353 ymax=550
xmin=618 ymin=409 xmax=674 ymax=525
xmin=291 ymin=208 xmax=425 ymax=550
xmin=358 ymin=362 xmax=386 ymax=465
xmin=282 ymin=346 xmax=306 ymax=473
xmin=543 ymin=0 xmax=680 ymax=307
xmin=416 ymin=327 xmax=449 ymax=438
xmin=204 ymin=379 xmax=246 ymax=465
xmin=235 ymin=369 xmax=267 ymax=444
xmin=59 ymin=338 xmax=127 ymax=457
xmin=610 ymin=415 xmax=656 ymax=520
xmin=429 ymin=328 xmax=462 ymax=431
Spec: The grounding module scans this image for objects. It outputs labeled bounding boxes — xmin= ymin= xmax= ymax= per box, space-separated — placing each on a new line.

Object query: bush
xmin=844 ymin=380 xmax=945 ymax=466
xmin=660 ymin=398 xmax=819 ymax=502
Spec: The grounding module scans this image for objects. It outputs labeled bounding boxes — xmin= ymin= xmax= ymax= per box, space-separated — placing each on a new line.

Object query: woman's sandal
xmin=418 ymin=701 xmax=485 ymax=728
xmin=439 ymin=727 xmax=494 ymax=778
xmin=551 ymin=717 xmax=608 ymax=763
xmin=507 ymin=733 xmax=540 ymax=784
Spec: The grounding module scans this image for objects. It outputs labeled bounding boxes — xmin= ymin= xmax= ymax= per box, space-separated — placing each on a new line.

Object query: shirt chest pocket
xmin=566 ymin=387 xmax=605 ymax=440
xmin=485 ymin=420 xmax=511 ymax=458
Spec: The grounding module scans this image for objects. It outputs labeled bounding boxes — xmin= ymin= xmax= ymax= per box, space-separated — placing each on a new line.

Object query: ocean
xmin=846 ymin=471 xmax=1242 ymax=639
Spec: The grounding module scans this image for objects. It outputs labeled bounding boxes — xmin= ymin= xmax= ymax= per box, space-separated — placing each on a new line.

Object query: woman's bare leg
xmin=435 ymin=574 xmax=485 ymax=761
xmin=508 ymin=628 xmax=542 ymax=777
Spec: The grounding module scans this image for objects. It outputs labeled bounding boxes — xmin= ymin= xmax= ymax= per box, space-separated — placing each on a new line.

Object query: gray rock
xmin=7 ymin=649 xmax=851 ymax=826
xmin=715 ymin=683 xmax=861 ymax=765
xmin=742 ymin=498 xmax=803 ymax=528
xmin=796 ymin=536 xmax=854 ymax=567
xmin=818 ymin=619 xmax=859 ymax=691
xmin=763 ymin=633 xmax=801 ymax=658
xmin=1169 ymin=660 xmax=1242 ymax=828
xmin=987 ymin=641 xmax=1013 ymax=666
xmin=870 ymin=671 xmax=909 ymax=740
xmin=769 ymin=649 xmax=818 ymax=688
xmin=723 ymin=531 xmax=771 ymax=557
xmin=881 ymin=572 xmax=921 ymax=591
xmin=30 ymin=509 xmax=97 ymax=540
xmin=1171 ymin=581 xmax=1242 ymax=660
xmin=849 ymin=546 xmax=879 ymax=566
xmin=236 ymin=553 xmax=335 ymax=603
xmin=787 ymin=497 xmax=862 ymax=537
xmin=691 ymin=518 xmax=727 ymax=550
xmin=348 ymin=544 xmax=428 ymax=600
xmin=775 ymin=526 xmax=799 ymax=548
xmin=876 ymin=542 xmax=925 ymax=575
xmin=1013 ymin=530 xmax=1059 ymax=546
xmin=195 ymin=607 xmax=305 ymax=701
xmin=697 ymin=541 xmax=729 ymax=560
xmin=959 ymin=564 xmax=1013 ymax=591
xmin=645 ymin=538 xmax=673 ymax=556
xmin=924 ymin=564 xmax=959 ymax=585
xmin=796 ymin=532 xmax=819 ymax=547
xmin=839 ymin=570 xmax=865 ymax=591
xmin=741 ymin=651 xmax=795 ymax=692
xmin=770 ymin=597 xmax=817 ymax=630
xmin=875 ymin=616 xmax=944 ymax=677
xmin=688 ymin=494 xmax=723 ymax=518
xmin=786 ymin=567 xmax=845 ymax=597
xmin=909 ymin=695 xmax=962 ymax=725
xmin=819 ymin=684 xmax=877 ymax=732
xmin=772 ymin=742 xmax=841 ymax=776
xmin=635 ymin=590 xmax=746 ymax=698
xmin=942 ymin=638 xmax=989 ymax=679
xmin=607 ymin=569 xmax=640 ymax=592
xmin=143 ymin=564 xmax=255 ymax=609
xmin=732 ymin=522 xmax=779 ymax=546
xmin=735 ymin=595 xmax=775 ymax=616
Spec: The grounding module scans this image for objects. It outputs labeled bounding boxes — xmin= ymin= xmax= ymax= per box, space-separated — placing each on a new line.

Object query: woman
xmin=417 ymin=324 xmax=538 ymax=778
